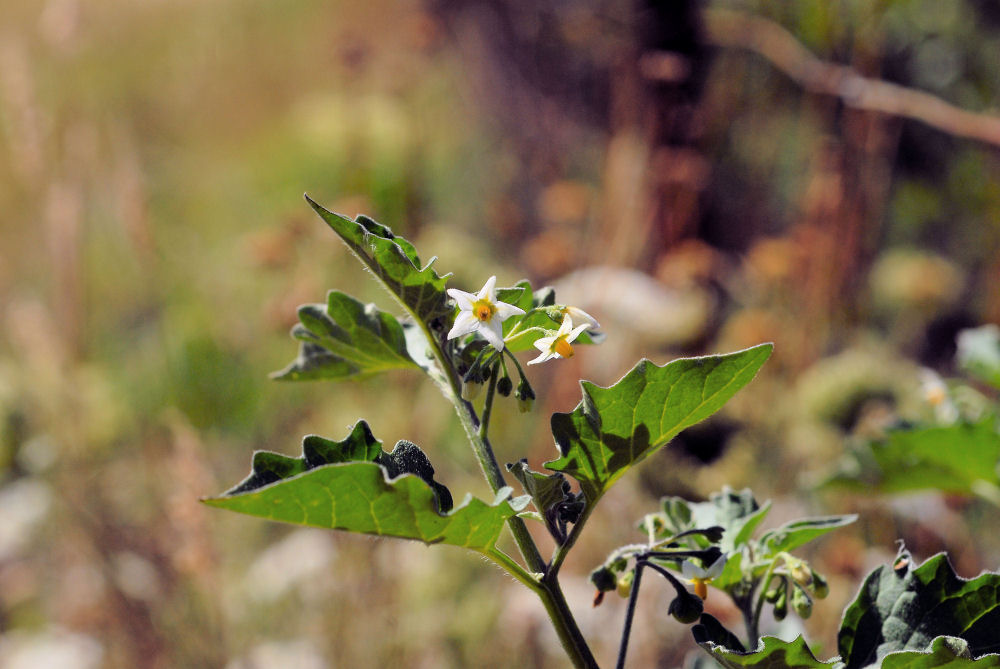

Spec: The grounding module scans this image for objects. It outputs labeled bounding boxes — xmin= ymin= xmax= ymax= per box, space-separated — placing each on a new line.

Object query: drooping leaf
xmin=305 ymin=196 xmax=451 ymax=323
xmin=272 ymin=290 xmax=418 ymax=381
xmin=823 ymin=418 xmax=1000 ymax=497
xmin=546 ymin=344 xmax=773 ymax=503
xmin=205 ymin=422 xmax=520 ymax=552
xmin=838 ymin=551 xmax=1000 ymax=667
xmin=957 ymin=325 xmax=1000 ymax=390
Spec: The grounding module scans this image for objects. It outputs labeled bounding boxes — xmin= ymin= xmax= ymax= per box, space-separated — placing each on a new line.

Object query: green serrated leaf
xmin=305 ymin=196 xmax=452 ymax=323
xmin=881 ymin=636 xmax=1000 ymax=668
xmin=206 ymin=422 xmax=517 ymax=552
xmin=225 ymin=421 xmax=381 ymax=494
xmin=759 ymin=515 xmax=858 ymax=556
xmin=272 ymin=291 xmax=418 ymax=381
xmin=838 ymin=551 xmax=1000 ymax=668
xmin=546 ymin=344 xmax=773 ymax=502
xmin=694 ymin=618 xmax=835 ymax=669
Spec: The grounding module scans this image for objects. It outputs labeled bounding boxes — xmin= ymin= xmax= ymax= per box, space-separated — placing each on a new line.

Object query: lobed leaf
xmin=305 ymin=196 xmax=452 ymax=323
xmin=205 ymin=422 xmax=520 ymax=552
xmin=838 ymin=551 xmax=1000 ymax=667
xmin=880 ymin=636 xmax=1000 ymax=668
xmin=546 ymin=344 xmax=773 ymax=503
xmin=272 ymin=290 xmax=418 ymax=381
xmin=694 ymin=614 xmax=834 ymax=669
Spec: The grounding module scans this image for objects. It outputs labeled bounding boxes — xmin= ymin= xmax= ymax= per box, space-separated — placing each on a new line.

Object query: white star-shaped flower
xmin=681 ymin=555 xmax=727 ymax=599
xmin=446 ymin=276 xmax=525 ymax=351
xmin=527 ymin=315 xmax=590 ymax=365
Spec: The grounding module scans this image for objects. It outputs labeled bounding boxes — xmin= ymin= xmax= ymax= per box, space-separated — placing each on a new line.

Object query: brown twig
xmin=680 ymin=8 xmax=1000 ymax=148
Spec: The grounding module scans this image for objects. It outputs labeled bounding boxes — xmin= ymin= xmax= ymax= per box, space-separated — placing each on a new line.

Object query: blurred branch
xmin=681 ymin=8 xmax=1000 ymax=148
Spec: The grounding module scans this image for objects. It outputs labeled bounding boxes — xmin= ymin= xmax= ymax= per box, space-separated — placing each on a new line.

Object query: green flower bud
xmin=773 ymin=582 xmax=788 ymax=621
xmin=789 ymin=559 xmax=812 ymax=586
xmin=791 ymin=584 xmax=813 ymax=619
xmin=616 ymin=570 xmax=634 ymax=599
xmin=497 ymin=376 xmax=513 ymax=397
xmin=668 ymin=591 xmax=704 ymax=624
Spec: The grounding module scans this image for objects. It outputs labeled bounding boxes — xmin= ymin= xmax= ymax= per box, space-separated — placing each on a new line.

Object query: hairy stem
xmin=541 ymin=572 xmax=601 ymax=669
xmin=417 ymin=324 xmax=596 ymax=666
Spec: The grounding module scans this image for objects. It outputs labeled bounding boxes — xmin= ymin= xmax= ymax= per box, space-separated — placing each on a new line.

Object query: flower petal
xmin=682 ymin=560 xmax=705 ymax=580
xmin=447 ymin=311 xmax=480 ymax=340
xmin=447 ymin=288 xmax=476 ymax=311
xmin=566 ymin=323 xmax=590 ymax=343
xmin=494 ymin=301 xmax=526 ymax=320
xmin=565 ymin=306 xmax=600 ymax=329
xmin=705 ymin=556 xmax=727 ymax=578
xmin=478 ymin=275 xmax=497 ymax=302
xmin=554 ymin=315 xmax=574 ymax=337
xmin=533 ymin=335 xmax=556 ymax=353
xmin=527 ymin=350 xmax=556 ymax=365
xmin=479 ymin=317 xmax=504 ymax=350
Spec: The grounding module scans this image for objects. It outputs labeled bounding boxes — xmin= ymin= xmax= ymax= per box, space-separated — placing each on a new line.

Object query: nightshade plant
xmin=206 ymin=197 xmax=1000 ymax=668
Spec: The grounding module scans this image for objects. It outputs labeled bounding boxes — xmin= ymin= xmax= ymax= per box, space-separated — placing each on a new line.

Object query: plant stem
xmin=750 ymin=560 xmax=779 ymax=645
xmin=411 ymin=318 xmax=545 ymax=573
xmin=486 ymin=547 xmax=541 ymax=590
xmin=478 ymin=365 xmax=499 ymax=441
xmin=541 ymin=572 xmax=601 ymax=669
xmin=415 ymin=325 xmax=597 ymax=667
xmin=616 ymin=564 xmax=644 ymax=669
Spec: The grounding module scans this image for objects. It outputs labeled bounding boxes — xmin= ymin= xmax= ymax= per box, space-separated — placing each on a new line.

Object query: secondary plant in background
xmin=206 ymin=198 xmax=1000 ymax=668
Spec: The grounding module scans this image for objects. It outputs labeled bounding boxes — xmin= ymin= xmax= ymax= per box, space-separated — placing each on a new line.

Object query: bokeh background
xmin=2 ymin=1 xmax=999 ymax=667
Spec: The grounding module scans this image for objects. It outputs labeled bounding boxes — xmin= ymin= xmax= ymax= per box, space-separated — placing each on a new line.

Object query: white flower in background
xmin=681 ymin=555 xmax=727 ymax=599
xmin=920 ymin=368 xmax=958 ymax=423
xmin=447 ymin=276 xmax=525 ymax=351
xmin=560 ymin=305 xmax=600 ymax=330
xmin=528 ymin=315 xmax=590 ymax=365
